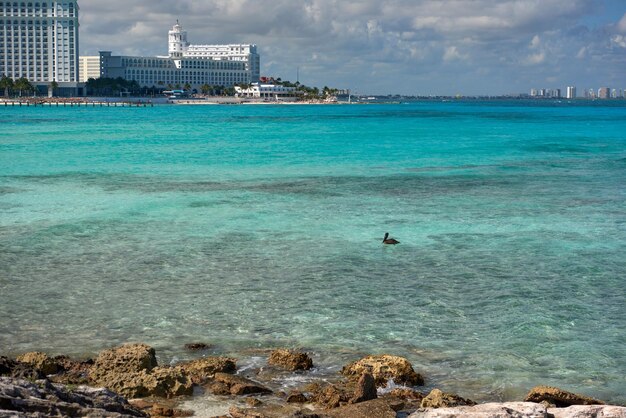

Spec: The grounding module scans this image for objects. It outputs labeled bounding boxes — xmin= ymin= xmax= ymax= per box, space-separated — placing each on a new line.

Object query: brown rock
xmin=16 ymin=352 xmax=59 ymax=375
xmin=246 ymin=397 xmax=263 ymax=407
xmin=49 ymin=356 xmax=93 ymax=385
xmin=309 ymin=383 xmax=351 ymax=409
xmin=90 ymin=343 xmax=158 ymax=382
xmin=0 ymin=356 xmax=18 ymax=375
xmin=228 ymin=405 xmax=268 ymax=418
xmin=88 ymin=344 xmax=193 ymax=398
xmin=286 ymin=391 xmax=308 ymax=403
xmin=213 ymin=372 xmax=272 ymax=396
xmin=524 ymin=385 xmax=605 ymax=407
xmin=184 ymin=342 xmax=211 ymax=351
xmin=387 ymin=388 xmax=424 ymax=401
xmin=327 ymin=398 xmax=398 ymax=418
xmin=268 ymin=349 xmax=313 ymax=371
xmin=207 ymin=381 xmax=231 ymax=395
xmin=175 ymin=356 xmax=236 ymax=384
xmin=341 ymin=354 xmax=424 ymax=387
xmin=350 ymin=372 xmax=377 ymax=404
xmin=420 ymin=388 xmax=476 ymax=408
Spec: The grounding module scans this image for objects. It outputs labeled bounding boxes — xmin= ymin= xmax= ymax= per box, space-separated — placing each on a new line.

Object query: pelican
xmin=382 ymin=232 xmax=400 ymax=245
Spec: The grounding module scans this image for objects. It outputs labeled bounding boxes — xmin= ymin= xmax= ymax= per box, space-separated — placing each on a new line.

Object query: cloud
xmin=619 ymin=13 xmax=626 ymax=33
xmin=77 ymin=0 xmax=625 ymax=95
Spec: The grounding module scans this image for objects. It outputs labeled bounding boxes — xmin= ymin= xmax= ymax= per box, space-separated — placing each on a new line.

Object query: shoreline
xmin=2 ymin=343 xmax=624 ymax=418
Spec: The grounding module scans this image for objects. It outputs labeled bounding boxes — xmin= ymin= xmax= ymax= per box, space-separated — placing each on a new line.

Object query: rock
xmin=49 ymin=356 xmax=93 ymax=385
xmin=326 ymin=398 xmax=398 ymax=418
xmin=549 ymin=405 xmax=626 ymax=418
xmin=246 ymin=398 xmax=263 ymax=407
xmin=183 ymin=343 xmax=211 ymax=351
xmin=175 ymin=356 xmax=236 ymax=384
xmin=420 ymin=388 xmax=476 ymax=408
xmin=228 ymin=405 xmax=268 ymax=418
xmin=207 ymin=381 xmax=231 ymax=395
xmin=16 ymin=352 xmax=59 ymax=375
xmin=524 ymin=385 xmax=605 ymax=407
xmin=386 ymin=388 xmax=424 ymax=401
xmin=88 ymin=344 xmax=192 ymax=398
xmin=286 ymin=391 xmax=308 ymax=403
xmin=308 ymin=383 xmax=351 ymax=409
xmin=341 ymin=354 xmax=424 ymax=387
xmin=268 ymin=349 xmax=313 ymax=371
xmin=90 ymin=344 xmax=158 ymax=381
xmin=151 ymin=403 xmax=194 ymax=417
xmin=408 ymin=402 xmax=547 ymax=417
xmin=212 ymin=373 xmax=271 ymax=396
xmin=350 ymin=373 xmax=377 ymax=404
xmin=0 ymin=357 xmax=17 ymax=375
xmin=0 ymin=376 xmax=147 ymax=417
xmin=91 ymin=367 xmax=193 ymax=399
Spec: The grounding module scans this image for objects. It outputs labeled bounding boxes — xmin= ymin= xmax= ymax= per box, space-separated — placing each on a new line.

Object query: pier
xmin=1 ymin=100 xmax=154 ymax=107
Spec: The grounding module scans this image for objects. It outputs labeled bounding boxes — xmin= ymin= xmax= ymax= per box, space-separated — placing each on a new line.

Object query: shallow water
xmin=0 ymin=101 xmax=625 ymax=404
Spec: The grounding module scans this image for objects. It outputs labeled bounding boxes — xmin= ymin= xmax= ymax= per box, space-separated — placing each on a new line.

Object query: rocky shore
xmin=1 ymin=343 xmax=624 ymax=418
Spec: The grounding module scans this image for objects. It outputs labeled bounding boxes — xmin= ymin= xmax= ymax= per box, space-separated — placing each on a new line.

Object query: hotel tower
xmin=0 ymin=1 xmax=81 ymax=95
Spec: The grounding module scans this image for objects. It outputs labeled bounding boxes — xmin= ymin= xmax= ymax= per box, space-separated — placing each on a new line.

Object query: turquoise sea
xmin=0 ymin=101 xmax=625 ymax=404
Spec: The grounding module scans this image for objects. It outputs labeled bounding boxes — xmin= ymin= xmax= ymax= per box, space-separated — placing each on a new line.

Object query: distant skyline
xmin=79 ymin=0 xmax=626 ymax=95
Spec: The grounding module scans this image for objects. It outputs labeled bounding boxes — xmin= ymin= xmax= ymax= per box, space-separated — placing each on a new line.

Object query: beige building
xmin=79 ymin=55 xmax=100 ymax=82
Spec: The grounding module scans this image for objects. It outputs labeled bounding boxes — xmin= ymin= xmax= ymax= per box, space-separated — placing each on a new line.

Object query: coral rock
xmin=409 ymin=402 xmax=546 ymax=417
xmin=524 ymin=385 xmax=605 ymax=407
xmin=341 ymin=354 xmax=424 ymax=387
xmin=213 ymin=373 xmax=271 ymax=396
xmin=175 ymin=356 xmax=236 ymax=384
xmin=268 ymin=349 xmax=313 ymax=371
xmin=350 ymin=372 xmax=377 ymax=404
xmin=420 ymin=388 xmax=476 ymax=408
xmin=327 ymin=398 xmax=398 ymax=418
xmin=16 ymin=352 xmax=59 ymax=375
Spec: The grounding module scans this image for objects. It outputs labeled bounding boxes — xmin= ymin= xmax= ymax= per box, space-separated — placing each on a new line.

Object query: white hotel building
xmin=100 ymin=22 xmax=260 ymax=89
xmin=0 ymin=0 xmax=82 ymax=95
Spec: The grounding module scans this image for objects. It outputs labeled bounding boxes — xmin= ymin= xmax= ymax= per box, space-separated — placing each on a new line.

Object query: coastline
xmin=2 ymin=343 xmax=624 ymax=418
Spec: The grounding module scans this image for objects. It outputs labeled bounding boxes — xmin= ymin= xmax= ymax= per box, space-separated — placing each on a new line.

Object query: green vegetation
xmin=0 ymin=75 xmax=36 ymax=97
xmin=85 ymin=77 xmax=141 ymax=96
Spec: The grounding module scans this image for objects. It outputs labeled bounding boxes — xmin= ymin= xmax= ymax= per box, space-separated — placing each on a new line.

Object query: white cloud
xmin=526 ymin=52 xmax=546 ymax=65
xmin=611 ymin=34 xmax=626 ymax=48
xmin=618 ymin=13 xmax=626 ymax=33
xmin=77 ymin=0 xmax=624 ymax=95
xmin=443 ymin=46 xmax=467 ymax=61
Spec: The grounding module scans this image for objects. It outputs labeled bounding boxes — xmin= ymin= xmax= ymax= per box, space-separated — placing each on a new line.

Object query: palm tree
xmin=200 ymin=84 xmax=211 ymax=95
xmin=0 ymin=75 xmax=14 ymax=97
xmin=49 ymin=80 xmax=59 ymax=97
xmin=14 ymin=77 xmax=34 ymax=97
xmin=184 ymin=82 xmax=191 ymax=92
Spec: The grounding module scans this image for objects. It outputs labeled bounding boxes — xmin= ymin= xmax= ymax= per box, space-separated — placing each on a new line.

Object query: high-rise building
xmin=598 ymin=87 xmax=610 ymax=99
xmin=0 ymin=1 xmax=82 ymax=95
xmin=100 ymin=22 xmax=260 ymax=90
xmin=566 ymin=86 xmax=576 ymax=99
xmin=79 ymin=55 xmax=100 ymax=82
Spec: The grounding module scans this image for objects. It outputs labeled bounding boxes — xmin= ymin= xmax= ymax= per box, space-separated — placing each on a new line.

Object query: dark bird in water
xmin=382 ymin=232 xmax=400 ymax=245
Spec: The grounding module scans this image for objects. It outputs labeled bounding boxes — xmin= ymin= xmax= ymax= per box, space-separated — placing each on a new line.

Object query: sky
xmin=79 ymin=0 xmax=626 ymax=95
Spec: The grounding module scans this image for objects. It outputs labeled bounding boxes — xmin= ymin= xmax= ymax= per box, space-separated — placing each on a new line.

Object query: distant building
xmin=79 ymin=56 xmax=100 ymax=82
xmin=234 ymin=82 xmax=297 ymax=100
xmin=100 ymin=22 xmax=260 ymax=90
xmin=598 ymin=87 xmax=610 ymax=99
xmin=0 ymin=0 xmax=82 ymax=96
xmin=566 ymin=86 xmax=576 ymax=99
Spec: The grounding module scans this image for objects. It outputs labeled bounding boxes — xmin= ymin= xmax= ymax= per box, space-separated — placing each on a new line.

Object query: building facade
xmin=234 ymin=83 xmax=297 ymax=100
xmin=0 ymin=0 xmax=81 ymax=95
xmin=79 ymin=55 xmax=99 ymax=82
xmin=100 ymin=22 xmax=260 ymax=90
xmin=566 ymin=86 xmax=576 ymax=99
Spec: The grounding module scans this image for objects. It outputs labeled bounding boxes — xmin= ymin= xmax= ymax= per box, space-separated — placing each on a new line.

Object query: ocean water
xmin=0 ymin=101 xmax=625 ymax=404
